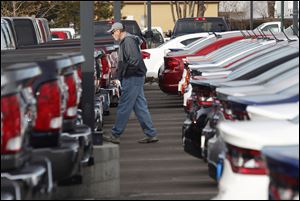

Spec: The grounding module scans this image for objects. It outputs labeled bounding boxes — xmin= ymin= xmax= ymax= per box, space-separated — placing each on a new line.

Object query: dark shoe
xmin=103 ymin=134 xmax=120 ymax=144
xmin=138 ymin=136 xmax=159 ymax=144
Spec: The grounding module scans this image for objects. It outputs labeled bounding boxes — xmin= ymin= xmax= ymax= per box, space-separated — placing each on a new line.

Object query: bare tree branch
xmin=170 ymin=1 xmax=176 ymax=23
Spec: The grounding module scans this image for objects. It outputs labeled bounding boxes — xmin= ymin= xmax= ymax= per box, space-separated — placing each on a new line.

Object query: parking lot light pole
xmin=114 ymin=1 xmax=121 ymax=22
xmin=250 ymin=1 xmax=253 ymax=30
xmin=80 ymin=1 xmax=98 ymax=144
xmin=281 ymin=1 xmax=284 ymax=32
xmin=293 ymin=1 xmax=299 ymax=35
xmin=147 ymin=1 xmax=152 ymax=32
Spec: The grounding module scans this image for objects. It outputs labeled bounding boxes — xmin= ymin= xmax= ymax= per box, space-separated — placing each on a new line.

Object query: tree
xmin=1 ymin=1 xmax=115 ymax=30
xmin=1 ymin=1 xmax=59 ymax=17
xmin=267 ymin=1 xmax=276 ymax=18
xmin=170 ymin=1 xmax=207 ymax=23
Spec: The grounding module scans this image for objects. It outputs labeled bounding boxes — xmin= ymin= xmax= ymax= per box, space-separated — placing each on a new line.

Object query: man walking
xmin=104 ymin=22 xmax=158 ymax=144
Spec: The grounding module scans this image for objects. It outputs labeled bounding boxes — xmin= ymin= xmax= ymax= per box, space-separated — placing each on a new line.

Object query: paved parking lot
xmin=103 ymin=84 xmax=218 ymax=200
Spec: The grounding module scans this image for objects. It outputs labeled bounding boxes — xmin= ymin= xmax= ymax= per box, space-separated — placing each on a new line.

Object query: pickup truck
xmin=168 ymin=17 xmax=230 ymax=39
xmin=1 ymin=16 xmax=120 ymax=198
xmin=1 ymin=16 xmax=120 ymax=113
xmin=94 ymin=20 xmax=148 ymax=49
xmin=254 ymin=21 xmax=282 ymax=33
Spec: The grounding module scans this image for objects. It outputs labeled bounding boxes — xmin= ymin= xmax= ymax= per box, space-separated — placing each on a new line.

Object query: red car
xmin=159 ymin=35 xmax=245 ymax=94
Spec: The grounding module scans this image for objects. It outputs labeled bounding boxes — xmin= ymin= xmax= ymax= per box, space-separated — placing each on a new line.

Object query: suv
xmin=169 ymin=17 xmax=229 ymax=39
xmin=94 ymin=20 xmax=147 ymax=49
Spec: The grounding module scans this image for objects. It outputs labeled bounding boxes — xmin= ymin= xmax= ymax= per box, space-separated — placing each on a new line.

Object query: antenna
xmin=268 ymin=29 xmax=284 ymax=42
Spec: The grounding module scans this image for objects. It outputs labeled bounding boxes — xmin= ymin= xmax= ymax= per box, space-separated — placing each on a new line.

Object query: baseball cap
xmin=107 ymin=22 xmax=124 ymax=33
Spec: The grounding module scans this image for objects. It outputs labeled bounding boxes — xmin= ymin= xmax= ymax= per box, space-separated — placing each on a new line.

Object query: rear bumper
xmin=159 ymin=71 xmax=181 ymax=95
xmin=182 ymin=120 xmax=202 ymax=159
xmin=1 ymin=178 xmax=21 ymax=200
xmin=31 ymin=136 xmax=80 ymax=183
xmin=1 ymin=150 xmax=30 ymax=172
xmin=61 ymin=124 xmax=93 ymax=165
xmin=1 ymin=157 xmax=53 ymax=200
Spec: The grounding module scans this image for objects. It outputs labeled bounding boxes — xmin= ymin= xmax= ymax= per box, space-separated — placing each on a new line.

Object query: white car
xmin=214 ymin=117 xmax=299 ymax=200
xmin=247 ymin=102 xmax=299 ymax=121
xmin=142 ymin=33 xmax=210 ymax=78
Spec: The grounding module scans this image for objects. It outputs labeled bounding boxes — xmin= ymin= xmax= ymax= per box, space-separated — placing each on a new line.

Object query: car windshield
xmin=94 ymin=21 xmax=142 ymax=38
xmin=173 ymin=19 xmax=228 ymax=37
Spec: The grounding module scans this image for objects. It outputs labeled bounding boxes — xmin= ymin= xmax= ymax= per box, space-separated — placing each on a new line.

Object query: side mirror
xmin=165 ymin=30 xmax=172 ymax=38
xmin=165 ymin=30 xmax=173 ymax=38
xmin=144 ymin=30 xmax=154 ymax=39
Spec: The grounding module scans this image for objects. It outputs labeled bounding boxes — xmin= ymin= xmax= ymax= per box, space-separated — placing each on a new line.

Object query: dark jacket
xmin=117 ymin=33 xmax=147 ymax=80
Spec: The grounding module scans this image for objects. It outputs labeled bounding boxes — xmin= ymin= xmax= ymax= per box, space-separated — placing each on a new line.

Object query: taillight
xmin=197 ymin=96 xmax=214 ymax=107
xmin=34 ymin=80 xmax=62 ymax=132
xmin=141 ymin=41 xmax=147 ymax=49
xmin=185 ymin=96 xmax=193 ymax=113
xmin=101 ymin=56 xmax=110 ymax=75
xmin=194 ymin=17 xmax=206 ymax=21
xmin=226 ymin=143 xmax=267 ymax=175
xmin=64 ymin=74 xmax=78 ymax=119
xmin=1 ymin=94 xmax=23 ymax=154
xmin=164 ymin=57 xmax=180 ymax=71
xmin=142 ymin=51 xmax=151 ymax=59
xmin=100 ymin=55 xmax=111 ymax=87
xmin=269 ymin=172 xmax=299 ymax=200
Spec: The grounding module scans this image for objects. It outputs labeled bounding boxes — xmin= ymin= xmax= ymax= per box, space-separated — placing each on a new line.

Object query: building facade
xmin=121 ymin=1 xmax=220 ymax=33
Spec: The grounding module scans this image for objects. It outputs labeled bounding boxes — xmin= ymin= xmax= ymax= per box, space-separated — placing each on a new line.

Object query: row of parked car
xmin=150 ymin=25 xmax=299 ymax=199
xmin=1 ymin=16 xmax=123 ymax=199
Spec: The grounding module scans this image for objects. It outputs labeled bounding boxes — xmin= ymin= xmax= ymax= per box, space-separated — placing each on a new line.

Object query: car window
xmin=173 ymin=18 xmax=228 ymax=37
xmin=167 ymin=36 xmax=218 ymax=57
xmin=261 ymin=24 xmax=279 ymax=33
xmin=150 ymin=30 xmax=164 ymax=47
xmin=180 ymin=37 xmax=202 ymax=46
xmin=1 ymin=28 xmax=7 ymax=49
xmin=94 ymin=22 xmax=112 ymax=37
xmin=1 ymin=22 xmax=13 ymax=49
xmin=94 ymin=21 xmax=142 ymax=38
xmin=14 ymin=19 xmax=38 ymax=46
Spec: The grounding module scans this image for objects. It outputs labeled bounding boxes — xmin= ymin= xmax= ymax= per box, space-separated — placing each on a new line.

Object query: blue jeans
xmin=112 ymin=76 xmax=157 ymax=137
